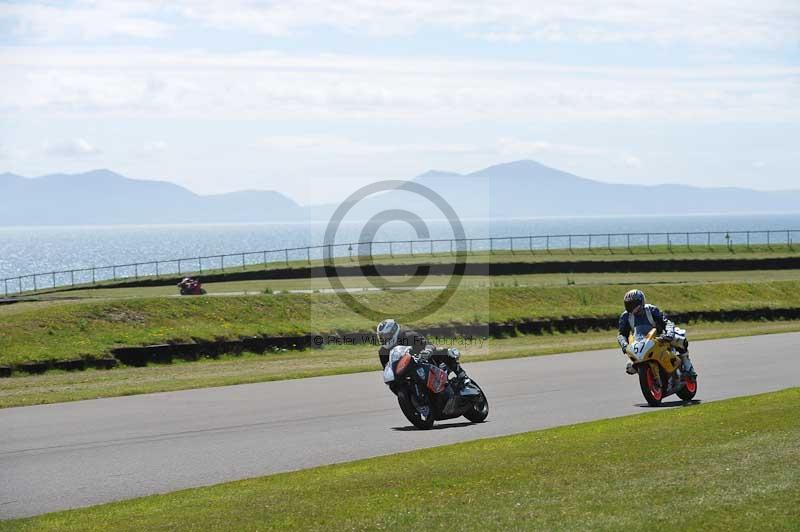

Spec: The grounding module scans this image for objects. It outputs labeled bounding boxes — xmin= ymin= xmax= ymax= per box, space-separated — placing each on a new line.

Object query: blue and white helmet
xmin=624 ymin=289 xmax=646 ymax=314
xmin=376 ymin=319 xmax=400 ymax=349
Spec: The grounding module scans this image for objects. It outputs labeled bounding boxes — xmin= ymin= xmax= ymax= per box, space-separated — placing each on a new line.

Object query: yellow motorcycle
xmin=625 ymin=328 xmax=697 ymax=406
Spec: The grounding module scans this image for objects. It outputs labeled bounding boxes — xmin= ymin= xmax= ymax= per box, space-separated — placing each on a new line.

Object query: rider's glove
xmin=659 ymin=332 xmax=675 ymax=342
xmin=419 ymin=347 xmax=433 ymax=361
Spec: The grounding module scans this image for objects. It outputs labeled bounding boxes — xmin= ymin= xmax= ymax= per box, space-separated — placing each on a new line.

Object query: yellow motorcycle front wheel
xmin=638 ymin=364 xmax=664 ymax=406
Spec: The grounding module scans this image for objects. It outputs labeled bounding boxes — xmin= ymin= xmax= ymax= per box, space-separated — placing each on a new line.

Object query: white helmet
xmin=376 ymin=319 xmax=400 ymax=349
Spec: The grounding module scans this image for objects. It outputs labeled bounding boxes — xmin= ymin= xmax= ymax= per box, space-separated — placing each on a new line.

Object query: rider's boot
xmin=625 ymin=362 xmax=637 ymax=375
xmin=679 ymin=353 xmax=697 ymax=378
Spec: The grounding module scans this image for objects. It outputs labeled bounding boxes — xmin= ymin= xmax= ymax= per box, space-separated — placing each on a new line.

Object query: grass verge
xmin=2 ymin=280 xmax=800 ymax=366
xmin=5 ymin=387 xmax=798 ymax=531
xmin=23 ymin=269 xmax=800 ymax=300
xmin=2 ymin=320 xmax=798 ymax=409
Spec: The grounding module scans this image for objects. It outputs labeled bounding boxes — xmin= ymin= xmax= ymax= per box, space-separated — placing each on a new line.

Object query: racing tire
xmin=638 ymin=364 xmax=665 ymax=406
xmin=397 ymin=388 xmax=435 ymax=430
xmin=462 ymin=381 xmax=489 ymax=423
xmin=676 ymin=375 xmax=698 ymax=402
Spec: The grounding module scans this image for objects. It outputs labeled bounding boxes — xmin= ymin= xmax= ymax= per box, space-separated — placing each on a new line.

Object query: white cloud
xmin=43 ymin=138 xmax=100 ymax=157
xmin=0 ymin=2 xmax=172 ymax=41
xmin=258 ymin=135 xmax=475 ymax=155
xmin=171 ymin=1 xmax=800 ymax=48
xmin=142 ymin=140 xmax=168 ymax=153
xmin=1 ymin=47 xmax=797 ymax=125
xmin=2 ymin=1 xmax=797 ymax=48
xmin=621 ymin=155 xmax=642 ymax=168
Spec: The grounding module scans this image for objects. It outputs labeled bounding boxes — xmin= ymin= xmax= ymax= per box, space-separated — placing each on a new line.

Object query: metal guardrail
xmin=2 ymin=229 xmax=797 ymax=296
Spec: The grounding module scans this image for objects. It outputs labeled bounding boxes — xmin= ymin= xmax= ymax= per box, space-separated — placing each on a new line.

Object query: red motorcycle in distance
xmin=177 ymin=277 xmax=206 ymax=296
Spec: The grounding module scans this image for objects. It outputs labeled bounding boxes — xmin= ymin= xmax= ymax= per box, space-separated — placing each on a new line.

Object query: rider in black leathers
xmin=376 ymin=319 xmax=468 ymax=386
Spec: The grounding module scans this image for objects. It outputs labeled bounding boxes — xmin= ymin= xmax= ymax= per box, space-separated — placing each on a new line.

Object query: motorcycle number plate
xmin=427 ymin=366 xmax=448 ymax=394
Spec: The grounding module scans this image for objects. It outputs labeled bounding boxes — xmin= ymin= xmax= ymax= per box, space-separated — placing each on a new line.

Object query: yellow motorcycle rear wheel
xmin=676 ymin=375 xmax=698 ymax=402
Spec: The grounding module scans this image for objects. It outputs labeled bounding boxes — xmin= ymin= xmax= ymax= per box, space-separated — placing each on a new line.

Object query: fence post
xmin=626 ymin=233 xmax=631 ymax=253
xmin=135 ymin=263 xmax=139 ymax=279
xmin=18 ymin=277 xmax=22 ymax=294
xmin=647 ymin=233 xmax=651 ymax=252
xmin=263 ymin=251 xmax=267 ymax=266
xmin=4 ymin=279 xmax=7 ymax=297
xmin=198 ymin=258 xmax=203 ymax=273
xmin=767 ymin=231 xmax=771 ymax=249
xmin=707 ymin=232 xmax=711 ymax=250
xmin=568 ymin=235 xmax=572 ymax=253
xmin=307 ymin=247 xmax=311 ymax=264
xmin=490 ymin=237 xmax=494 ymax=254
xmin=667 ymin=234 xmax=672 ymax=252
xmin=789 ymin=231 xmax=793 ymax=250
xmin=409 ymin=240 xmax=414 ymax=257
xmin=747 ymin=231 xmax=750 ymax=250
xmin=686 ymin=232 xmax=690 ymax=251
xmin=529 ymin=235 xmax=533 ymax=254
xmin=285 ymin=249 xmax=289 ymax=266
xmin=241 ymin=253 xmax=246 ymax=271
xmin=510 ymin=237 xmax=514 ymax=254
xmin=113 ymin=266 xmax=117 ymax=280
xmin=33 ymin=275 xmax=37 ymax=292
xmin=52 ymin=272 xmax=56 ymax=289
xmin=220 ymin=255 xmax=224 ymax=272
xmin=546 ymin=235 xmax=550 ymax=253
xmin=390 ymin=241 xmax=394 ymax=257
xmin=607 ymin=234 xmax=611 ymax=253
xmin=588 ymin=234 xmax=592 ymax=252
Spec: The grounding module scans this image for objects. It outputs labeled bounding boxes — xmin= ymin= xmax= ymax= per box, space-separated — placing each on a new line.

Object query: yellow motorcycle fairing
xmin=626 ymin=328 xmax=681 ymax=374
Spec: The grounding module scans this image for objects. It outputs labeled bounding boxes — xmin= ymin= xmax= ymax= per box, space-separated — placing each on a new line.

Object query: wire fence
xmin=2 ymin=229 xmax=797 ymax=297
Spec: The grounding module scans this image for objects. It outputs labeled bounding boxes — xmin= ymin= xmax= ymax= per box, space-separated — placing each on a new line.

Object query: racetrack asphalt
xmin=1 ymin=332 xmax=798 ymax=519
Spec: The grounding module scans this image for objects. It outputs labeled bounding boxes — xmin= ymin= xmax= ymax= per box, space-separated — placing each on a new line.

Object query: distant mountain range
xmin=1 ymin=161 xmax=798 ymax=225
xmin=0 ymin=169 xmax=301 ymax=225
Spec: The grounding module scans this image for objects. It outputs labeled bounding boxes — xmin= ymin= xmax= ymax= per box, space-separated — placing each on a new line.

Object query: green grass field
xmin=5 ymin=388 xmax=797 ymax=531
xmin=2 ymin=280 xmax=800 ymax=366
xmin=1 ymin=319 xmax=798 ymax=409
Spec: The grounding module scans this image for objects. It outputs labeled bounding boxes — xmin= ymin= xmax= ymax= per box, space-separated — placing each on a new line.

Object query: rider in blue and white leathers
xmin=616 ymin=289 xmax=697 ymax=377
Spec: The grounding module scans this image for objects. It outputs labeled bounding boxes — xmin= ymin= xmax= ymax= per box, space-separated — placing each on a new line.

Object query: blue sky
xmin=0 ymin=1 xmax=798 ymax=204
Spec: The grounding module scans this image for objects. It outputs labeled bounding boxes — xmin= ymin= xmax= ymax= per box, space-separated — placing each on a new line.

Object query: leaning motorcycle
xmin=383 ymin=345 xmax=489 ymax=429
xmin=624 ymin=328 xmax=698 ymax=406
